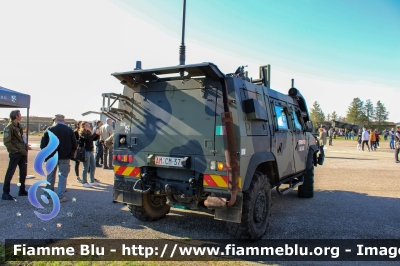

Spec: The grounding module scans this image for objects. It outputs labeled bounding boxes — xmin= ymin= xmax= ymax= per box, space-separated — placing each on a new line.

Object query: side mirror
xmin=305 ymin=121 xmax=313 ymax=132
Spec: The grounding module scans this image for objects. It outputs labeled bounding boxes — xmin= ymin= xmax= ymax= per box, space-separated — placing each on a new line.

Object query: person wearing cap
xmin=2 ymin=110 xmax=32 ymax=200
xmin=100 ymin=118 xmax=114 ymax=169
xmin=94 ymin=120 xmax=103 ymax=167
xmin=40 ymin=114 xmax=77 ymax=202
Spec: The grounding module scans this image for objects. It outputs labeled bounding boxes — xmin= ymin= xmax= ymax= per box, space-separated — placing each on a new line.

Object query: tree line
xmin=309 ymin=98 xmax=389 ymax=127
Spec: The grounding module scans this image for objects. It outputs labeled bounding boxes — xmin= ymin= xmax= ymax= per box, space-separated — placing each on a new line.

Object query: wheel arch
xmin=242 ymin=152 xmax=279 ymax=191
xmin=307 ymin=144 xmax=319 ymax=169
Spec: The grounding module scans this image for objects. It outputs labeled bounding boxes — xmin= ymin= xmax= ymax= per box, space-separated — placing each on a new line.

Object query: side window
xmin=293 ymin=110 xmax=303 ymax=131
xmin=274 ymin=105 xmax=289 ymax=130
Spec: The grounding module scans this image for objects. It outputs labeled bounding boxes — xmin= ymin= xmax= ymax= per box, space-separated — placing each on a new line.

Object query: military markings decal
xmin=203 ymin=174 xmax=242 ymax=189
xmin=114 ymin=165 xmax=141 ymax=177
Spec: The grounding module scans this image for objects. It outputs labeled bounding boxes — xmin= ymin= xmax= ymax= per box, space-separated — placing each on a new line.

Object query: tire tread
xmin=227 ymin=171 xmax=272 ymax=240
xmin=128 ymin=194 xmax=170 ymax=221
xmin=298 ymin=166 xmax=314 ymax=198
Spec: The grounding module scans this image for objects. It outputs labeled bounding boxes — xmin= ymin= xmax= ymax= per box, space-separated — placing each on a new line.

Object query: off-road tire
xmin=128 ymin=194 xmax=170 ymax=221
xmin=298 ymin=165 xmax=314 ymax=198
xmin=226 ymin=171 xmax=272 ymax=240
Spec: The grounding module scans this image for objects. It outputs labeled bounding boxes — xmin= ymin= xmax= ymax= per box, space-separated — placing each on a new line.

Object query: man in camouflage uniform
xmin=2 ymin=110 xmax=31 ymax=200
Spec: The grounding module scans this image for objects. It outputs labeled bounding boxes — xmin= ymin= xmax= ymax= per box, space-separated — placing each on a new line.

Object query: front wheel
xmin=298 ymin=165 xmax=314 ymax=198
xmin=226 ymin=171 xmax=272 ymax=240
xmin=128 ymin=194 xmax=170 ymax=221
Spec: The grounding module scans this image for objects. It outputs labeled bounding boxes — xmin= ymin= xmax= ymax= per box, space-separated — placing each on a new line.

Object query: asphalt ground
xmin=0 ymin=136 xmax=399 ymax=265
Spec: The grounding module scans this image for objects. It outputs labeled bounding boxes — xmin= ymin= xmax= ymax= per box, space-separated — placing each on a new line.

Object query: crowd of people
xmin=2 ymin=109 xmax=114 ymax=201
xmin=2 ymin=109 xmax=399 ymax=201
xmin=323 ymin=125 xmax=400 ymax=164
xmin=71 ymin=118 xmax=115 ymax=191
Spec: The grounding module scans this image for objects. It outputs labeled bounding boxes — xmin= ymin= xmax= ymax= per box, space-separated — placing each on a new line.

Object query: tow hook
xmin=132 ymin=179 xmax=150 ymax=194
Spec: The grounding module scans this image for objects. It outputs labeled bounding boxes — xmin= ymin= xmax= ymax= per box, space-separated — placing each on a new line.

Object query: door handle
xmin=277 ymin=143 xmax=282 ymax=153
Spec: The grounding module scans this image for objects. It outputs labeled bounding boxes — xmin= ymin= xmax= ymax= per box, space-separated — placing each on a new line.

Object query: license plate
xmin=154 ymin=156 xmax=184 ymax=167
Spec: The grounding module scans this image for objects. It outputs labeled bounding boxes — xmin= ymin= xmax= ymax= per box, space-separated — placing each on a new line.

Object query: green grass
xmin=0 ymin=242 xmax=5 ymax=266
xmin=331 ymin=137 xmax=357 ymax=140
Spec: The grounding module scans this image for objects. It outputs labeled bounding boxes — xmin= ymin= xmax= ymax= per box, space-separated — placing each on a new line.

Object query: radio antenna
xmin=179 ymin=0 xmax=186 ymax=77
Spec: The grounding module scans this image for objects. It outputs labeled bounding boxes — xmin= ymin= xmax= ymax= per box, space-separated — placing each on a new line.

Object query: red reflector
xmin=128 ymin=155 xmax=133 ymax=163
xmin=117 ymin=155 xmax=122 ymax=161
xmin=113 ymin=155 xmax=116 ymax=160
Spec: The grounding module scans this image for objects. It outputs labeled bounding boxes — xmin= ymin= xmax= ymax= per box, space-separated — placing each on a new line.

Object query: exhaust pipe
xmin=204 ymin=79 xmax=239 ymax=209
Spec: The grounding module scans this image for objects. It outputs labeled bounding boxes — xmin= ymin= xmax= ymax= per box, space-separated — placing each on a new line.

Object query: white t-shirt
xmin=362 ymin=130 xmax=369 ymax=141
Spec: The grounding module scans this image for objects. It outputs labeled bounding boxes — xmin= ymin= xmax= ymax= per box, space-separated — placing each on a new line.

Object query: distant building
xmin=321 ymin=120 xmax=362 ymax=131
xmin=0 ymin=116 xmax=77 ymax=133
xmin=367 ymin=122 xmax=396 ymax=131
xmin=320 ymin=120 xmax=400 ymax=132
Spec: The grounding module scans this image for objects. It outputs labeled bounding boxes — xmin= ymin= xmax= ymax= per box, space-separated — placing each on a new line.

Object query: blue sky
xmin=0 ymin=0 xmax=399 ymax=122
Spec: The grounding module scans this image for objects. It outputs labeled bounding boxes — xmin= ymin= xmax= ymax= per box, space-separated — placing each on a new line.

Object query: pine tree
xmin=327 ymin=114 xmax=331 ymax=121
xmin=309 ymin=101 xmax=325 ymax=126
xmin=364 ymin=99 xmax=374 ymax=126
xmin=346 ymin=98 xmax=366 ymax=124
xmin=374 ymin=100 xmax=389 ymax=125
xmin=331 ymin=111 xmax=338 ymax=121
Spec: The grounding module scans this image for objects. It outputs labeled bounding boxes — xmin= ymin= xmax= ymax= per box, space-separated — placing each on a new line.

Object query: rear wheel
xmin=298 ymin=165 xmax=314 ymax=198
xmin=128 ymin=194 xmax=170 ymax=221
xmin=226 ymin=171 xmax=272 ymax=240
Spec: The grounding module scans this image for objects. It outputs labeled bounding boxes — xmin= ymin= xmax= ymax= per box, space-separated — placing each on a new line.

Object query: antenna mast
xmin=179 ymin=0 xmax=186 ymax=76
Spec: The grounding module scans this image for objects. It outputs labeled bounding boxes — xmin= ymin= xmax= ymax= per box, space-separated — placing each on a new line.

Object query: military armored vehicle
xmin=105 ymin=1 xmax=321 ymax=240
xmin=106 ymin=62 xmax=321 ymax=239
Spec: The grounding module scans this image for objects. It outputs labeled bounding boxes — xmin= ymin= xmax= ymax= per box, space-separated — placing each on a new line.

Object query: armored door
xmin=270 ymin=100 xmax=295 ymax=178
xmin=289 ymin=105 xmax=307 ymax=172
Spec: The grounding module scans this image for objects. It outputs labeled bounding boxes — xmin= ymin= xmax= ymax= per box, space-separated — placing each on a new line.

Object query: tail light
xmin=114 ymin=154 xmax=134 ymax=163
xmin=210 ymin=161 xmax=228 ymax=171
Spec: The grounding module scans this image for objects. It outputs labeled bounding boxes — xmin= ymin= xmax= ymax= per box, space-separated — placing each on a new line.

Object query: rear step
xmin=276 ymin=172 xmax=304 ymax=195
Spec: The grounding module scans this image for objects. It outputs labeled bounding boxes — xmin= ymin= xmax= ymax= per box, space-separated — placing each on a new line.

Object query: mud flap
xmin=214 ymin=195 xmax=243 ymax=223
xmin=113 ymin=179 xmax=143 ymax=206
